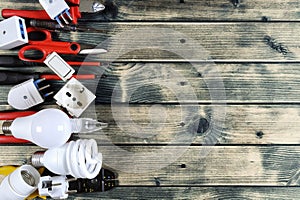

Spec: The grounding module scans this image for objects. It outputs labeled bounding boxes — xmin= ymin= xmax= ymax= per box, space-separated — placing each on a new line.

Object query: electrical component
xmin=39 ymin=0 xmax=72 ymax=27
xmin=0 ymin=108 xmax=107 ymax=148
xmin=38 ymin=167 xmax=118 ymax=199
xmin=38 ymin=175 xmax=71 ymax=199
xmin=54 ymin=78 xmax=96 ymax=117
xmin=0 ymin=16 xmax=28 ymax=49
xmin=7 ymin=78 xmax=53 ymax=110
xmin=31 ymin=139 xmax=102 ymax=179
xmin=0 ymin=165 xmax=40 ymax=200
xmin=44 ymin=52 xmax=75 ymax=81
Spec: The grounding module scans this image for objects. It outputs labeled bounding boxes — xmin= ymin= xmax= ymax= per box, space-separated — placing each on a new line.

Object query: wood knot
xmin=264 ymin=35 xmax=289 ymax=55
xmin=197 ymin=118 xmax=210 ymax=135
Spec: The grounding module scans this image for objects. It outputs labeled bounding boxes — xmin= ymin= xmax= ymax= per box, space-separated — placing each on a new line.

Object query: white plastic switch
xmin=54 ymin=78 xmax=96 ymax=117
xmin=44 ymin=52 xmax=75 ymax=81
xmin=0 ymin=16 xmax=28 ymax=49
xmin=8 ymin=79 xmax=52 ymax=110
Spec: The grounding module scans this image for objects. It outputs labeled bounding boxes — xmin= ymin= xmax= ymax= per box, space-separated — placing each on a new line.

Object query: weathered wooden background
xmin=1 ymin=0 xmax=300 ymax=199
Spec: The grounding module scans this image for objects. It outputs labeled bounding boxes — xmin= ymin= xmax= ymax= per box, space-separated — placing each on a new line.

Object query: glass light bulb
xmin=11 ymin=108 xmax=72 ymax=148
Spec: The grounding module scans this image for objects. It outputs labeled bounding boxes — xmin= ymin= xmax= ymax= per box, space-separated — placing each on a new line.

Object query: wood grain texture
xmin=100 ymin=146 xmax=300 ymax=186
xmin=2 ymin=0 xmax=300 ymax=21
xmin=1 ymin=63 xmax=300 ymax=104
xmin=1 ymin=146 xmax=300 ymax=186
xmin=71 ymin=187 xmax=300 ymax=200
xmin=1 ymin=22 xmax=300 ymax=61
xmin=81 ymin=104 xmax=300 ymax=145
xmin=35 ymin=23 xmax=300 ymax=61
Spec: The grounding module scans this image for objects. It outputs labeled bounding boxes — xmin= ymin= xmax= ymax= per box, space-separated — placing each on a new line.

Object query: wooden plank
xmin=71 ymin=187 xmax=300 ymax=200
xmin=1 ymin=63 xmax=300 ymax=103
xmin=1 ymin=146 xmax=299 ymax=186
xmin=89 ymin=63 xmax=300 ymax=103
xmin=100 ymin=146 xmax=300 ymax=186
xmin=83 ymin=104 xmax=300 ymax=145
xmin=2 ymin=105 xmax=300 ymax=145
xmin=1 ymin=23 xmax=300 ymax=61
xmin=2 ymin=0 xmax=300 ymax=21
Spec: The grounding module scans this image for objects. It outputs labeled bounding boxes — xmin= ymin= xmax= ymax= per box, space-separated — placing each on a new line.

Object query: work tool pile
xmin=0 ymin=0 xmax=118 ymax=199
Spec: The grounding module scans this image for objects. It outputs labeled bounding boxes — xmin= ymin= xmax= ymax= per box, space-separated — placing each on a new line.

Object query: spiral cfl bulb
xmin=31 ymin=139 xmax=102 ymax=179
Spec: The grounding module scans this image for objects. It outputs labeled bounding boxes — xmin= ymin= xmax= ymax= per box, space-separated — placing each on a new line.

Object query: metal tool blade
xmin=79 ymin=49 xmax=108 ymax=54
xmin=79 ymin=0 xmax=105 ymax=13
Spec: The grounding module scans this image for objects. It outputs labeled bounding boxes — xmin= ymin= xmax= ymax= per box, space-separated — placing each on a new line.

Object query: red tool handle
xmin=0 ymin=111 xmax=36 ymax=120
xmin=19 ymin=43 xmax=80 ymax=63
xmin=67 ymin=61 xmax=101 ymax=66
xmin=0 ymin=136 xmax=29 ymax=144
xmin=40 ymin=74 xmax=96 ymax=80
xmin=2 ymin=9 xmax=50 ymax=20
xmin=19 ymin=27 xmax=81 ymax=62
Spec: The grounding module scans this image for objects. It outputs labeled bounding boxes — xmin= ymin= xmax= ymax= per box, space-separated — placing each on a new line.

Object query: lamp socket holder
xmin=0 ymin=16 xmax=28 ymax=50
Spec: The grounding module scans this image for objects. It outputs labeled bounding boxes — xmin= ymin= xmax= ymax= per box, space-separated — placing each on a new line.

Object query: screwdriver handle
xmin=2 ymin=9 xmax=50 ymax=20
xmin=0 ymin=136 xmax=29 ymax=144
xmin=0 ymin=71 xmax=39 ymax=85
xmin=0 ymin=111 xmax=36 ymax=120
xmin=0 ymin=56 xmax=39 ymax=67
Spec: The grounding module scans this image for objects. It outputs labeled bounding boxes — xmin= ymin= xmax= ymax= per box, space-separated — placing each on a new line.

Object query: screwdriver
xmin=29 ymin=19 xmax=108 ymax=33
xmin=0 ymin=71 xmax=96 ymax=85
xmin=0 ymin=56 xmax=101 ymax=67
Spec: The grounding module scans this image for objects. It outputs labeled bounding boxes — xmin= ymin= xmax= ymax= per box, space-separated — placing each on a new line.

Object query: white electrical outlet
xmin=0 ymin=16 xmax=28 ymax=49
xmin=54 ymin=78 xmax=96 ymax=117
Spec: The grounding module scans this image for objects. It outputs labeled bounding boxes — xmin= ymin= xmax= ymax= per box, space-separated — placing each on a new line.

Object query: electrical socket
xmin=0 ymin=16 xmax=28 ymax=49
xmin=54 ymin=78 xmax=96 ymax=117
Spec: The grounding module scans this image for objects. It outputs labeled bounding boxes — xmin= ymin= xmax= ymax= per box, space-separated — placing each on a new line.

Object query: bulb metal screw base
xmin=0 ymin=120 xmax=12 ymax=135
xmin=31 ymin=151 xmax=45 ymax=167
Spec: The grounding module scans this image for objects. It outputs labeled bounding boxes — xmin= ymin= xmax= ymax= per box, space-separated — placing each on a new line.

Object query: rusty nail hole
xmin=180 ymin=39 xmax=186 ymax=43
xmin=256 ymin=131 xmax=264 ymax=139
xmin=197 ymin=118 xmax=209 ymax=134
xmin=181 ymin=164 xmax=186 ymax=168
